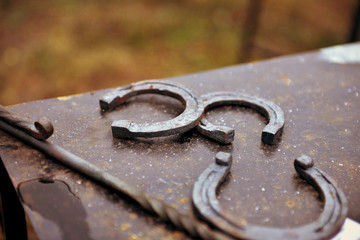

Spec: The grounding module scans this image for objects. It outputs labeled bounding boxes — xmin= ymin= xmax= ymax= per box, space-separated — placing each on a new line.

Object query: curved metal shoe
xmin=192 ymin=153 xmax=348 ymax=240
xmin=100 ymin=80 xmax=204 ymax=138
xmin=196 ymin=92 xmax=284 ymax=144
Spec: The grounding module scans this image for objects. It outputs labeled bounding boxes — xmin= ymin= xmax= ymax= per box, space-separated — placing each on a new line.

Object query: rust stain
xmin=121 ymin=223 xmax=132 ymax=231
xmin=129 ymin=234 xmax=142 ymax=240
xmin=129 ymin=213 xmax=138 ymax=220
xmin=177 ymin=197 xmax=189 ymax=205
xmin=280 ymin=75 xmax=293 ymax=86
xmin=57 ymin=93 xmax=84 ymax=101
xmin=286 ymin=201 xmax=294 ymax=207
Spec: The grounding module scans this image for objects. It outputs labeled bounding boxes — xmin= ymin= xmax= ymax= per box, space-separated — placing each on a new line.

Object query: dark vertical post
xmin=348 ymin=0 xmax=360 ymax=42
xmin=0 ymin=158 xmax=28 ymax=240
xmin=238 ymin=0 xmax=264 ymax=62
xmin=0 ymin=0 xmax=9 ymax=9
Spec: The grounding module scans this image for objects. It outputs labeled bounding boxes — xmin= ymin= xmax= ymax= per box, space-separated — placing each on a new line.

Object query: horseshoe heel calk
xmin=294 ymin=155 xmax=314 ymax=170
xmin=99 ymin=94 xmax=115 ymax=111
xmin=100 ymin=88 xmax=131 ymax=111
xmin=111 ymin=120 xmax=133 ymax=138
xmin=215 ymin=152 xmax=232 ymax=166
xmin=196 ymin=121 xmax=235 ymax=144
xmin=261 ymin=123 xmax=284 ymax=145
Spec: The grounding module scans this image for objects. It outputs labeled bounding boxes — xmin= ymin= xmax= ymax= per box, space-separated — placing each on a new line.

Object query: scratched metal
xmin=0 ymin=43 xmax=359 ymax=239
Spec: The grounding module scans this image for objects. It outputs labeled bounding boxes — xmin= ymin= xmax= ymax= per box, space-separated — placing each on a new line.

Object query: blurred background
xmin=0 ymin=0 xmax=358 ymax=105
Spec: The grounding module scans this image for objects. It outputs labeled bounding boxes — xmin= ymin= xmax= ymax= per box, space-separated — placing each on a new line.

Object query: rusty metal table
xmin=0 ymin=43 xmax=359 ymax=239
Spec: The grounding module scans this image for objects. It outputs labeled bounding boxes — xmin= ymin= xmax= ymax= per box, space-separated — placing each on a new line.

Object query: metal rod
xmin=0 ymin=105 xmax=53 ymax=140
xmin=0 ymin=119 xmax=151 ymax=210
xmin=0 ymin=119 xmax=234 ymax=239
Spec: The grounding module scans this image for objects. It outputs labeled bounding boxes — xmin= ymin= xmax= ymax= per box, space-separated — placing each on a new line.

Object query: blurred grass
xmin=0 ymin=0 xmax=355 ymax=105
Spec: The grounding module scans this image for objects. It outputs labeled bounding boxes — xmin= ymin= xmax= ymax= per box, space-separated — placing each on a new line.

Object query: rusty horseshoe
xmin=196 ymin=92 xmax=285 ymax=144
xmin=100 ymin=81 xmax=204 ymax=138
xmin=192 ymin=153 xmax=348 ymax=240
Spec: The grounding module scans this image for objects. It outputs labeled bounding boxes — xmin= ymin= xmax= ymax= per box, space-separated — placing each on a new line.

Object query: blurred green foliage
xmin=0 ymin=0 xmax=355 ymax=105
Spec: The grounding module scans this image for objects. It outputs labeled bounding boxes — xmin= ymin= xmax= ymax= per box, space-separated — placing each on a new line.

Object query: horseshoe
xmin=100 ymin=81 xmax=204 ymax=138
xmin=192 ymin=153 xmax=348 ymax=240
xmin=196 ymin=92 xmax=285 ymax=144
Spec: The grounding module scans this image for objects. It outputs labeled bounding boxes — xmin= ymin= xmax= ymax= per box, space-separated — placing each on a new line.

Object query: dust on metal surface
xmin=0 ymin=43 xmax=359 ymax=239
xmin=0 ymin=82 xmax=288 ymax=239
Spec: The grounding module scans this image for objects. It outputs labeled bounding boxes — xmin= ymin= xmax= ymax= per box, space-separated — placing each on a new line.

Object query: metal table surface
xmin=0 ymin=43 xmax=359 ymax=240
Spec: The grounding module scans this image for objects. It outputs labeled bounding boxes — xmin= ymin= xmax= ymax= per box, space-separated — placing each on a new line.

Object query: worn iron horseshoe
xmin=100 ymin=80 xmax=204 ymax=138
xmin=196 ymin=92 xmax=285 ymax=144
xmin=192 ymin=153 xmax=348 ymax=240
